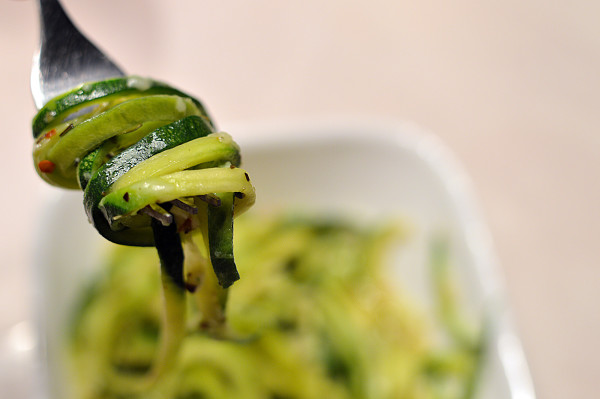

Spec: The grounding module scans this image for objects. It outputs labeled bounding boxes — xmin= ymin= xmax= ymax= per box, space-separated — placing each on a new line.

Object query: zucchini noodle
xmin=32 ymin=77 xmax=255 ymax=392
xmin=68 ymin=213 xmax=484 ymax=399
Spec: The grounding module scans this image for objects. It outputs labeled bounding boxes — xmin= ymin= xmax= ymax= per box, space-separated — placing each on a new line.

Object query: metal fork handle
xmin=31 ymin=0 xmax=124 ymax=109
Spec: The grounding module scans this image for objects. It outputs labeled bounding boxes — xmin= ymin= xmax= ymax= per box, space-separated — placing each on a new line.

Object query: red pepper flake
xmin=35 ymin=129 xmax=57 ymax=144
xmin=123 ymin=192 xmax=130 ymax=202
xmin=44 ymin=129 xmax=57 ymax=139
xmin=244 ymin=172 xmax=250 ymax=182
xmin=38 ymin=160 xmax=55 ymax=173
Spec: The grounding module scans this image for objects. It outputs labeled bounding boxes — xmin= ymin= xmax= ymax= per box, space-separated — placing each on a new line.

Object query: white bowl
xmin=33 ymin=118 xmax=536 ymax=399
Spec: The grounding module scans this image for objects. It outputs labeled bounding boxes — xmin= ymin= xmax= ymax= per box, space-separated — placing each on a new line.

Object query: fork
xmin=30 ymin=0 xmax=125 ymax=109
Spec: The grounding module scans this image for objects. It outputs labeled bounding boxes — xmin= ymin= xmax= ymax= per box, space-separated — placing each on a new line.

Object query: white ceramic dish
xmin=33 ymin=118 xmax=536 ymax=398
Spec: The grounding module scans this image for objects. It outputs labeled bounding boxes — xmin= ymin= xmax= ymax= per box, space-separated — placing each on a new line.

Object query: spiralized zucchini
xmin=32 ymin=77 xmax=255 ymax=391
xmin=68 ymin=213 xmax=484 ymax=399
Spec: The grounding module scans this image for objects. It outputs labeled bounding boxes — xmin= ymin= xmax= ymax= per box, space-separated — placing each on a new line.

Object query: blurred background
xmin=0 ymin=0 xmax=598 ymax=398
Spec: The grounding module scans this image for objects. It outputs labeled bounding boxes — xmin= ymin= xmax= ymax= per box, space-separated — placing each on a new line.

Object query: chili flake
xmin=38 ymin=160 xmax=55 ymax=173
xmin=44 ymin=129 xmax=57 ymax=139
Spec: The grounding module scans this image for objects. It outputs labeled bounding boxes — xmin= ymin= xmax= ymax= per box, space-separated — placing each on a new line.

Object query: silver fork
xmin=31 ymin=0 xmax=125 ymax=109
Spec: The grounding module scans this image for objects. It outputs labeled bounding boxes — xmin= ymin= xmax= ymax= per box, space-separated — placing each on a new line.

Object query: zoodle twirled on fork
xmin=32 ymin=76 xmax=255 ymax=390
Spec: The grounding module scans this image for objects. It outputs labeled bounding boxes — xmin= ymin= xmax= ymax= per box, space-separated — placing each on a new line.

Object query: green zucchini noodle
xmin=68 ymin=213 xmax=484 ymax=399
xmin=31 ymin=77 xmax=255 ymax=391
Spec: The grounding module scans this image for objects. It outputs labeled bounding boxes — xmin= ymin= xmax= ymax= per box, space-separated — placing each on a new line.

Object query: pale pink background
xmin=1 ymin=1 xmax=598 ymax=398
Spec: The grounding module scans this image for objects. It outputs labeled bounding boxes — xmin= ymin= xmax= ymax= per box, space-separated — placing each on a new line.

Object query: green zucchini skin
xmin=32 ymin=76 xmax=255 ymax=286
xmin=34 ymin=95 xmax=204 ymax=189
xmin=79 ymin=116 xmax=212 ymax=196
xmin=83 ymin=115 xmax=215 ymax=246
xmin=152 ymin=213 xmax=185 ymax=290
xmin=208 ymin=192 xmax=239 ymax=288
xmin=33 ymin=76 xmax=256 ymax=391
xmin=32 ymin=76 xmax=213 ymax=138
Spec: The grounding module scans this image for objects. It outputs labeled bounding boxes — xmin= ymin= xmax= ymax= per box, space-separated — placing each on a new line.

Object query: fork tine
xmin=31 ymin=0 xmax=124 ymax=109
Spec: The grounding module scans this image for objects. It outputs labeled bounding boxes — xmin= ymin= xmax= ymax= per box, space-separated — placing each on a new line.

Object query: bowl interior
xmin=36 ymin=120 xmax=534 ymax=399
